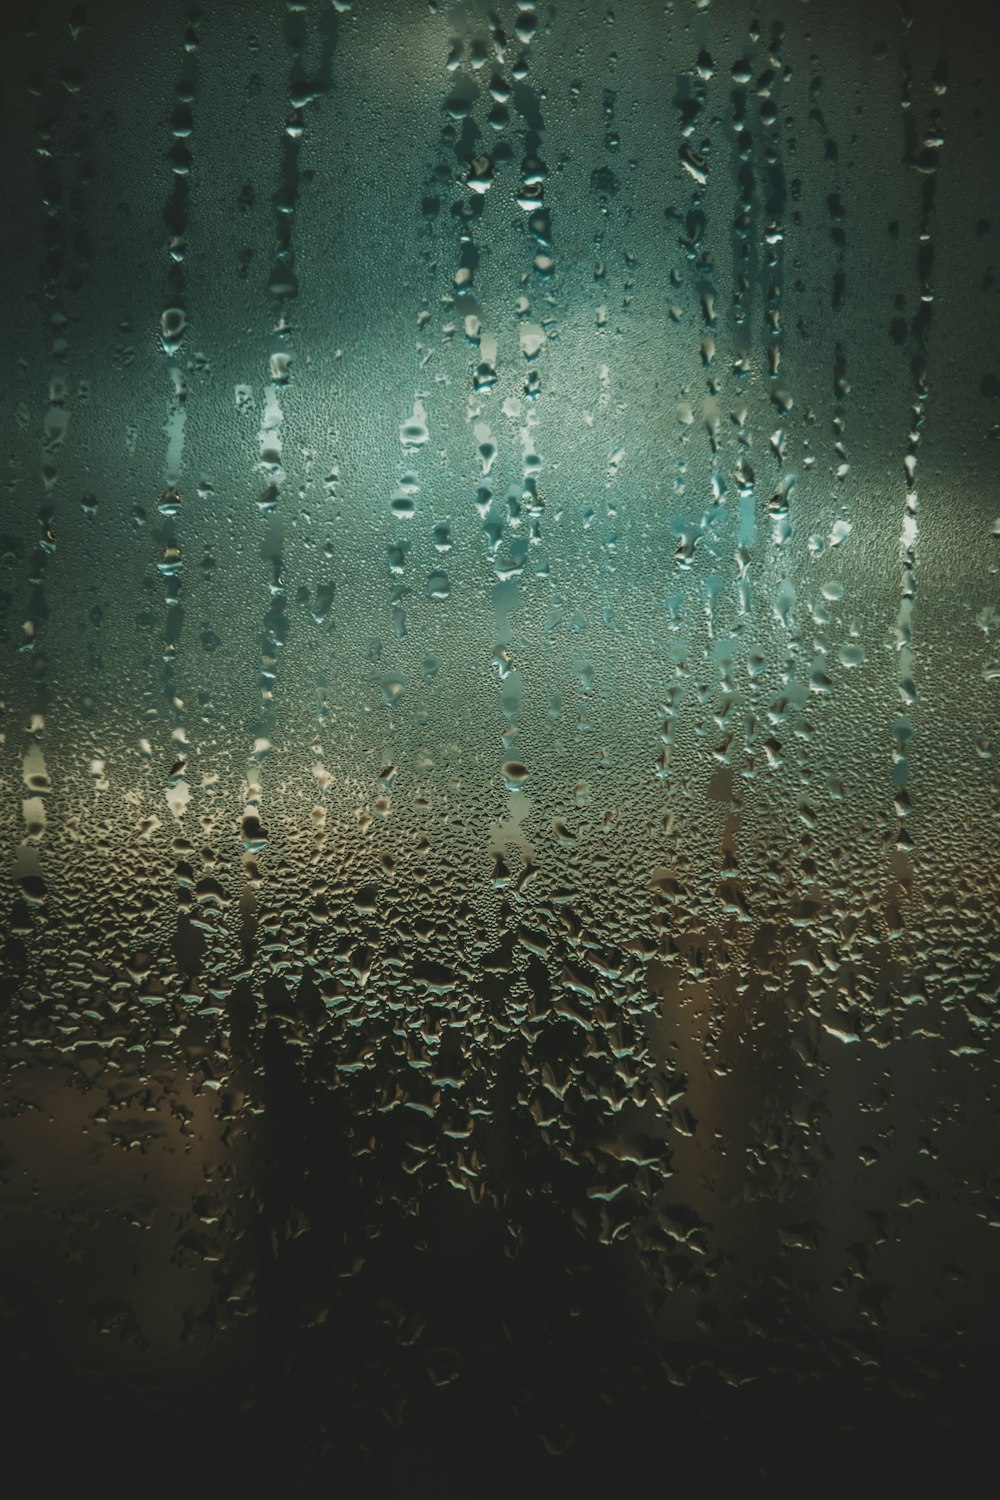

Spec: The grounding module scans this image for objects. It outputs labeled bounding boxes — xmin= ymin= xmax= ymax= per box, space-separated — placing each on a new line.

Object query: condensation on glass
xmin=1 ymin=0 xmax=998 ymax=1485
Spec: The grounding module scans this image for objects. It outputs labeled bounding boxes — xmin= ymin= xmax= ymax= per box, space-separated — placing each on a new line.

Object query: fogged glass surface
xmin=2 ymin=0 xmax=998 ymax=1487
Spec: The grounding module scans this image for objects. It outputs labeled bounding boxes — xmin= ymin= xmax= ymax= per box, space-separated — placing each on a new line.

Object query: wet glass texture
xmin=2 ymin=0 xmax=999 ymax=1489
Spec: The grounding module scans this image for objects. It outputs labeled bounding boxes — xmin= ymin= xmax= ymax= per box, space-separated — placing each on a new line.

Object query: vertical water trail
xmin=159 ymin=9 xmax=200 ymax=840
xmin=891 ymin=34 xmax=947 ymax=865
xmin=241 ymin=3 xmax=340 ymax=1010
xmin=13 ymin=14 xmax=92 ymax=925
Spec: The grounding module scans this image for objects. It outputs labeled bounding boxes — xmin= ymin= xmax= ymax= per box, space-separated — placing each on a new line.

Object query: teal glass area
xmin=1 ymin=0 xmax=998 ymax=1488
